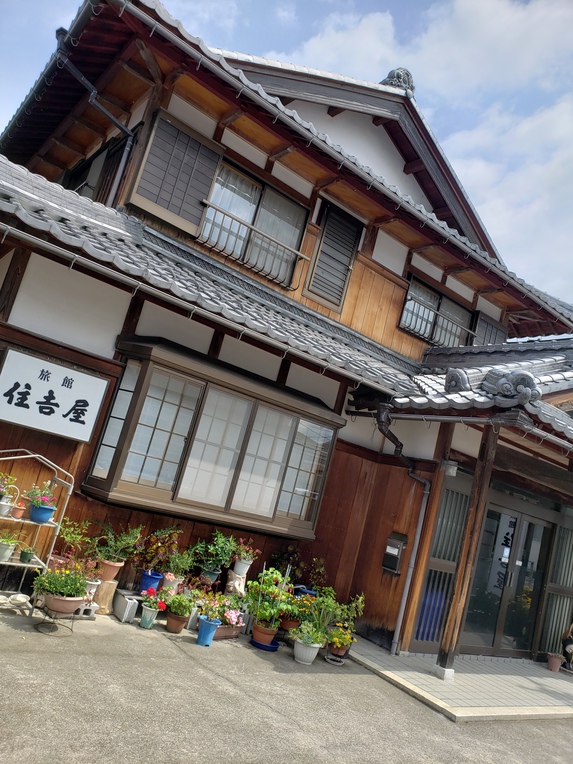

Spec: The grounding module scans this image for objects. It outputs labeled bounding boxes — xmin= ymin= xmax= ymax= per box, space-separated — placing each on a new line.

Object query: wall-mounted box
xmin=382 ymin=532 xmax=408 ymax=574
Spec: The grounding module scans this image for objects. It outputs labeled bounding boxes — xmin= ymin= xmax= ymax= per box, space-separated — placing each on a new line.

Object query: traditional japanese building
xmin=1 ymin=0 xmax=573 ymax=671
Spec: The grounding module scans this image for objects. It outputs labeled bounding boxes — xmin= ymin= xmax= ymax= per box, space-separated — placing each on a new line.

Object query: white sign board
xmin=0 ymin=350 xmax=108 ymax=442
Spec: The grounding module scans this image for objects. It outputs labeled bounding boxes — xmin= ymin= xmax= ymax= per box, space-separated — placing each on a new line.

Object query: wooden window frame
xmin=84 ymin=343 xmax=343 ymax=538
xmin=399 ymin=278 xmax=476 ymax=347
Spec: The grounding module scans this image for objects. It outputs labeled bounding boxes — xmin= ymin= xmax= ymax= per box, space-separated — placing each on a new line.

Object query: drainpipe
xmin=376 ymin=403 xmax=431 ymax=656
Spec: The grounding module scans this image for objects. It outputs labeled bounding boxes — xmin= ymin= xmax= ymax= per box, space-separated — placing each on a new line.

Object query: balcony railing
xmin=197 ymin=201 xmax=309 ymax=289
xmin=400 ymin=294 xmax=476 ymax=347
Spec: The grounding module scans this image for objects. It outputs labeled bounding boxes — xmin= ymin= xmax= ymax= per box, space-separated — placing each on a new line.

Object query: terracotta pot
xmin=252 ymin=621 xmax=278 ymax=645
xmin=328 ymin=643 xmax=349 ymax=657
xmin=43 ymin=593 xmax=85 ymax=616
xmin=100 ymin=559 xmax=125 ymax=582
xmin=10 ymin=504 xmax=26 ymax=519
xmin=280 ymin=617 xmax=300 ymax=631
xmin=166 ymin=610 xmax=190 ymax=634
xmin=547 ymin=654 xmax=563 ymax=672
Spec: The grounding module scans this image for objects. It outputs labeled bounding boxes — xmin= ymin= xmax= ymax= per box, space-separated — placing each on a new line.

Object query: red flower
xmin=146 ymin=587 xmax=156 ymax=596
xmin=158 ymin=601 xmax=167 ymax=611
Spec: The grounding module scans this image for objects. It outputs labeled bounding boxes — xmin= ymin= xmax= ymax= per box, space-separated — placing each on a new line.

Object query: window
xmin=400 ymin=280 xmax=473 ymax=347
xmin=198 ymin=163 xmax=307 ymax=286
xmin=88 ymin=354 xmax=337 ymax=536
xmin=306 ymin=205 xmax=363 ymax=309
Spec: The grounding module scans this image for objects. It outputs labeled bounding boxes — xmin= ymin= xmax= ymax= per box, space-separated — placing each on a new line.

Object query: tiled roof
xmin=393 ymin=354 xmax=573 ymax=442
xmin=0 ymin=154 xmax=420 ymax=397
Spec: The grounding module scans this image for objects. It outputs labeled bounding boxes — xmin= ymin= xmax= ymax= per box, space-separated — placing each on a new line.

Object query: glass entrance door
xmin=461 ymin=506 xmax=551 ymax=655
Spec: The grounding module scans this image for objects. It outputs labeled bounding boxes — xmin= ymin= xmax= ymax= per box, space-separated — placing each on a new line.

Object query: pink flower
xmin=164 ymin=572 xmax=175 ymax=581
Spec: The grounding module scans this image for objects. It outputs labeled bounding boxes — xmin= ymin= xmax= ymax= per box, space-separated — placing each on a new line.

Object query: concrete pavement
xmin=1 ymin=609 xmax=573 ymax=763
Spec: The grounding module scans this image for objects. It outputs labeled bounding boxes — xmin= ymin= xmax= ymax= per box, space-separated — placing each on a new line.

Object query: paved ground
xmin=2 ymin=609 xmax=573 ymax=764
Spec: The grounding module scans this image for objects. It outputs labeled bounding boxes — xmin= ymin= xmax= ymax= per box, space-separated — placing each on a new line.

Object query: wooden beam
xmin=403 ymin=159 xmax=425 ymax=175
xmin=436 ymin=425 xmax=498 ymax=672
xmin=207 ymin=330 xmax=226 ymax=359
xmin=495 ymin=444 xmax=573 ymax=497
xmin=276 ymin=358 xmax=291 ymax=386
xmin=327 ymin=106 xmax=345 ymax=118
xmin=213 ymin=107 xmax=244 ymax=143
xmin=264 ymin=144 xmax=295 ymax=173
xmin=120 ymin=59 xmax=156 ymax=87
xmin=372 ymin=116 xmax=392 ymax=127
xmin=433 ymin=206 xmax=451 ymax=218
xmin=40 ymin=155 xmax=68 ymax=172
xmin=74 ymin=115 xmax=108 ymax=138
xmin=135 ymin=39 xmax=164 ymax=84
xmin=0 ymin=247 xmax=31 ymax=322
xmin=51 ymin=136 xmax=86 ymax=157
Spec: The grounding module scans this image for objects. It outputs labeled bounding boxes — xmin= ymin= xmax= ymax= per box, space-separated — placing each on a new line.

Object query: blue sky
xmin=0 ymin=0 xmax=572 ymax=304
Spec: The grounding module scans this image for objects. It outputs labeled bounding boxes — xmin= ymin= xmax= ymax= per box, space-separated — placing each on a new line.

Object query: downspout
xmin=376 ymin=403 xmax=431 ymax=656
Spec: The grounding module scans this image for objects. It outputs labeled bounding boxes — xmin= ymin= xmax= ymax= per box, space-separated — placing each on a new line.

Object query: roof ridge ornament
xmin=482 ymin=369 xmax=542 ymax=405
xmin=445 ymin=368 xmax=471 ymax=393
xmin=380 ymin=68 xmax=415 ymax=96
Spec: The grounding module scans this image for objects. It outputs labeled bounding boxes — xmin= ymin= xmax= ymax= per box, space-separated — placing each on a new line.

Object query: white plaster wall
xmin=289 ymin=101 xmax=431 ymax=207
xmin=10 ymin=254 xmax=131 ymax=358
xmin=381 ymin=419 xmax=440 ymax=459
xmin=285 ymin=364 xmax=339 ymax=409
xmin=167 ymin=94 xmax=218 ymax=140
xmin=272 ymin=162 xmax=314 ymax=198
xmin=372 ymin=229 xmax=408 ymax=276
xmin=219 ymin=336 xmax=281 ymax=380
xmin=222 ymin=130 xmax=267 ymax=168
xmin=411 ymin=253 xmax=443 ymax=282
xmin=445 ymin=277 xmax=474 ymax=303
xmin=451 ymin=423 xmax=481 ymax=458
xmin=339 ymin=414 xmax=383 ymax=451
xmin=136 ymin=302 xmax=214 ymax=354
xmin=476 ymin=297 xmax=502 ymax=321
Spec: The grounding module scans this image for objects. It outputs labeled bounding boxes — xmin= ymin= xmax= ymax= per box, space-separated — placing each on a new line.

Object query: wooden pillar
xmin=400 ymin=422 xmax=454 ymax=650
xmin=0 ymin=247 xmax=31 ymax=321
xmin=436 ymin=425 xmax=498 ymax=674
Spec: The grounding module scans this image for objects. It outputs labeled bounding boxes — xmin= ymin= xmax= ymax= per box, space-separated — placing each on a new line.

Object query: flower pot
xmin=200 ymin=568 xmax=221 ymax=583
xmin=140 ymin=570 xmax=162 ymax=593
xmin=252 ymin=621 xmax=278 ymax=645
xmin=213 ymin=624 xmax=243 ymax=640
xmin=0 ymin=500 xmax=14 ymax=517
xmin=280 ymin=617 xmax=301 ymax=631
xmin=140 ymin=604 xmax=159 ymax=629
xmin=161 ymin=574 xmax=184 ymax=596
xmin=166 ymin=610 xmax=190 ymax=634
xmin=19 ymin=550 xmax=35 ymax=563
xmin=233 ymin=558 xmax=253 ymax=577
xmin=29 ymin=505 xmax=56 ymax=524
xmin=293 ymin=638 xmax=322 ymax=665
xmin=100 ymin=559 xmax=125 ymax=582
xmin=197 ymin=615 xmax=222 ymax=646
xmin=85 ymin=579 xmax=101 ymax=601
xmin=547 ymin=654 xmax=563 ymax=672
xmin=10 ymin=505 xmax=26 ymax=520
xmin=328 ymin=643 xmax=349 ymax=658
xmin=0 ymin=542 xmax=16 ymax=563
xmin=43 ymin=593 xmax=85 ymax=617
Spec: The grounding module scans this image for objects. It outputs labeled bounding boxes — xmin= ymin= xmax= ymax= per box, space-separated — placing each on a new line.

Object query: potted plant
xmin=139 ymin=586 xmax=169 ymax=629
xmin=212 ymin=594 xmax=245 ymax=640
xmin=196 ymin=595 xmax=223 ymax=647
xmin=0 ymin=531 xmax=19 ymax=562
xmin=245 ymin=567 xmax=291 ymax=645
xmin=279 ymin=590 xmax=304 ymax=631
xmin=547 ymin=652 xmax=564 ymax=672
xmin=165 ymin=593 xmax=196 ymax=634
xmin=191 ymin=530 xmax=237 ymax=581
xmin=160 ymin=548 xmax=194 ymax=595
xmin=232 ymin=537 xmax=262 ymax=577
xmin=19 ymin=543 xmax=36 ymax=564
xmin=132 ymin=527 xmax=182 ymax=592
xmin=90 ymin=523 xmax=143 ymax=582
xmin=290 ymin=619 xmax=328 ymax=665
xmin=33 ymin=568 xmax=87 ymax=616
xmin=25 ymin=481 xmax=57 ymax=524
xmin=58 ymin=518 xmax=91 ymax=558
xmin=0 ymin=473 xmax=19 ymax=515
xmin=327 ymin=624 xmax=356 ymax=657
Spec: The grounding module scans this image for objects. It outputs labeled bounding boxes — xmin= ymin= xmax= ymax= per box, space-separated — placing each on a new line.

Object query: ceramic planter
xmin=43 ymin=593 xmax=85 ymax=617
xmin=10 ymin=504 xmax=26 ymax=519
xmin=100 ymin=559 xmax=125 ymax=582
xmin=140 ymin=604 xmax=159 ymax=629
xmin=166 ymin=610 xmax=190 ymax=634
xmin=252 ymin=622 xmax=278 ymax=645
xmin=280 ymin=616 xmax=301 ymax=631
xmin=233 ymin=558 xmax=253 ymax=577
xmin=85 ymin=579 xmax=101 ymax=601
xmin=328 ymin=643 xmax=349 ymax=658
xmin=547 ymin=654 xmax=563 ymax=672
xmin=0 ymin=542 xmax=16 ymax=563
xmin=293 ymin=638 xmax=322 ymax=665
xmin=161 ymin=574 xmax=184 ymax=596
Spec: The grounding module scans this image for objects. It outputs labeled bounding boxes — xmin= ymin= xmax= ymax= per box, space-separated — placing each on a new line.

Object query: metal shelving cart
xmin=0 ymin=449 xmax=74 ymax=615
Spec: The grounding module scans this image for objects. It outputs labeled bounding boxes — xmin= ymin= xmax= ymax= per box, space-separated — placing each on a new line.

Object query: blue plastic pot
xmin=29 ymin=505 xmax=56 ymax=524
xmin=140 ymin=570 xmax=163 ymax=593
xmin=197 ymin=615 xmax=221 ymax=647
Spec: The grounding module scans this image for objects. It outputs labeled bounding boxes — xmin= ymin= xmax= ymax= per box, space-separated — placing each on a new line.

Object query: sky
xmin=0 ymin=0 xmax=572 ymax=303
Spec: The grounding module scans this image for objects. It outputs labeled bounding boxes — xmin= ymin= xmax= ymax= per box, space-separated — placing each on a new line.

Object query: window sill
xmin=82 ymin=482 xmax=316 ymax=540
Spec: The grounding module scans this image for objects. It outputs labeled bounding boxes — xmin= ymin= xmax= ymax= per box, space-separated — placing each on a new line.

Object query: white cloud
xmin=165 ymin=0 xmax=241 ymax=38
xmin=276 ymin=4 xmax=298 ymax=25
